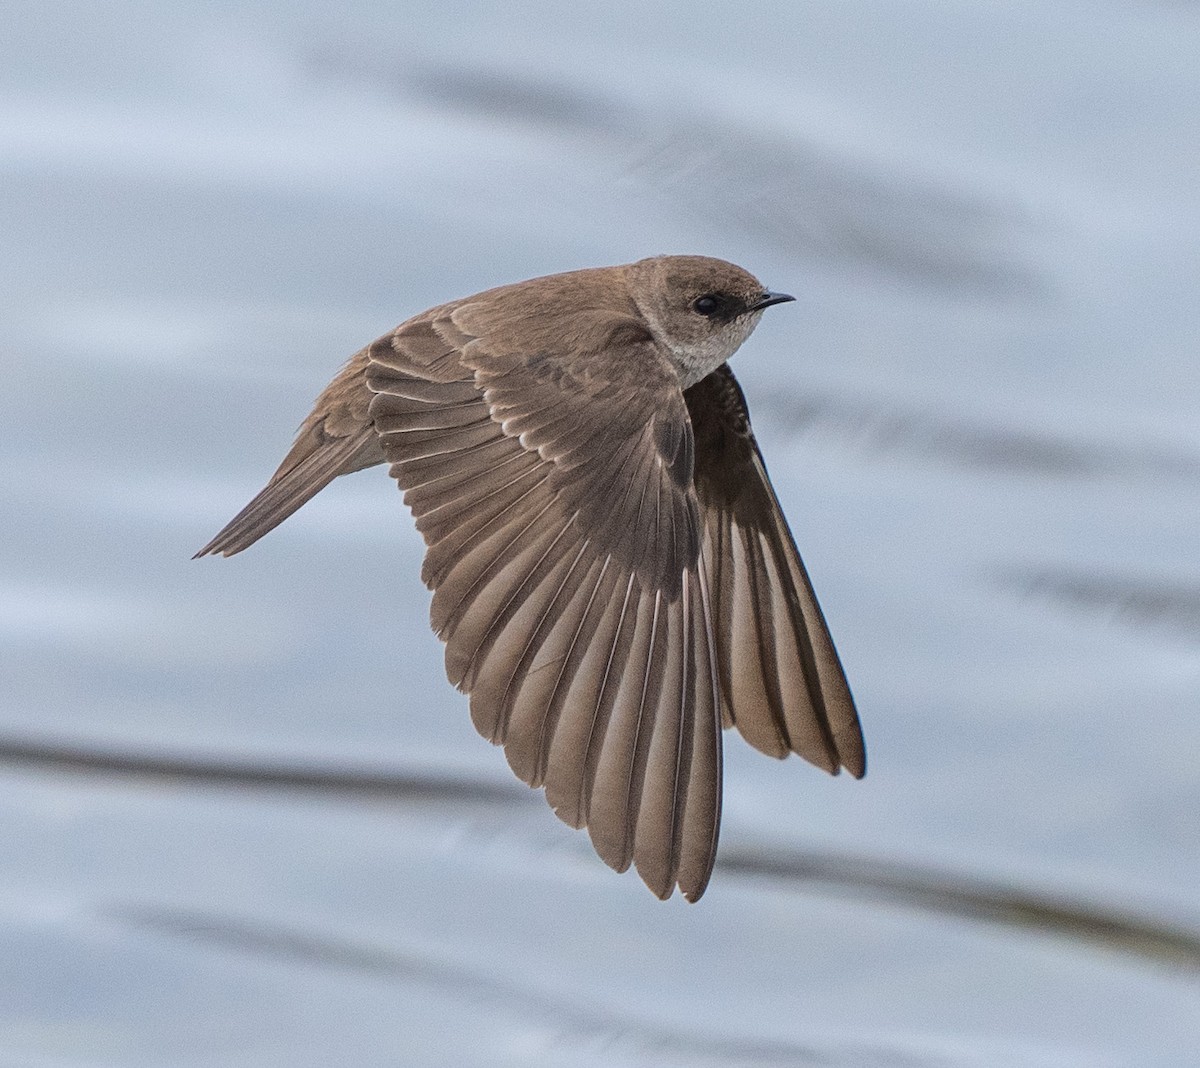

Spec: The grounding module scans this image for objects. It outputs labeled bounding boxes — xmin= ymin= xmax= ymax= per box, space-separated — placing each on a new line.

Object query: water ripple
xmin=8 ymin=735 xmax=1197 ymax=976
xmin=106 ymin=901 xmax=962 ymax=1067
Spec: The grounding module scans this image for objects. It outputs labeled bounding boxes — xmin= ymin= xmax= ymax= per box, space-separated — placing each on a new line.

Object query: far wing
xmin=685 ymin=364 xmax=865 ymax=778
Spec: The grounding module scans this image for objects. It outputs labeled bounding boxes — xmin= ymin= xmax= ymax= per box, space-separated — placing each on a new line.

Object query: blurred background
xmin=3 ymin=1 xmax=1199 ymax=1064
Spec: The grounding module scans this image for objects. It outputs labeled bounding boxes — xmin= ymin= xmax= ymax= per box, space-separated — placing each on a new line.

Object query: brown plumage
xmin=196 ymin=255 xmax=864 ymax=901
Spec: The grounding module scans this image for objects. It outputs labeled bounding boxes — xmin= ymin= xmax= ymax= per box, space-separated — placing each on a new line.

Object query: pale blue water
xmin=2 ymin=1 xmax=1199 ymax=1064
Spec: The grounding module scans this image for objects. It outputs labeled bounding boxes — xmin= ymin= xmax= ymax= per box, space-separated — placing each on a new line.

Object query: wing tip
xmin=842 ymin=746 xmax=867 ymax=780
xmin=192 ymin=534 xmax=243 ymax=559
xmin=681 ymin=865 xmax=715 ymax=902
xmin=634 ymin=863 xmax=676 ymax=901
xmin=834 ymin=721 xmax=867 ymax=779
xmin=639 ymin=869 xmax=710 ymax=903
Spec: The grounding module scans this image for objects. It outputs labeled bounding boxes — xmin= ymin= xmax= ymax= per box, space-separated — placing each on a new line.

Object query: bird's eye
xmin=692 ymin=295 xmax=720 ymax=317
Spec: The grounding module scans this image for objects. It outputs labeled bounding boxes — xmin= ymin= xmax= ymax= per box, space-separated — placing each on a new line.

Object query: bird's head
xmin=626 ymin=255 xmax=794 ymax=387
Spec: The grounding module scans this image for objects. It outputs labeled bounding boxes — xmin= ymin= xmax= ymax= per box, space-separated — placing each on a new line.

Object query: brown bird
xmin=196 ymin=255 xmax=864 ymax=901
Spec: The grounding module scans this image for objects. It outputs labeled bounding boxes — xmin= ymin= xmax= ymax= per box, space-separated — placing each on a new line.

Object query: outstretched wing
xmin=685 ymin=364 xmax=865 ymax=778
xmin=365 ymin=296 xmax=723 ymax=901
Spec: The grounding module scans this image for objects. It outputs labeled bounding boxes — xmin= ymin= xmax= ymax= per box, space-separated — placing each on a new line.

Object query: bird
xmin=196 ymin=255 xmax=864 ymax=901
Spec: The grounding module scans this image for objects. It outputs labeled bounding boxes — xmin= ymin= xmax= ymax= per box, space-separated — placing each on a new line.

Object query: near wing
xmin=365 ymin=300 xmax=723 ymax=901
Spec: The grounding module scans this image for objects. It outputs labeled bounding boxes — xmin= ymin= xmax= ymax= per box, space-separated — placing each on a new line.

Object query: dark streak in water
xmin=631 ymin=133 xmax=1044 ymax=300
xmin=303 ymin=47 xmax=1041 ymax=299
xmin=107 ymin=903 xmax=940 ymax=1067
xmin=305 ymin=47 xmax=635 ymax=137
xmin=759 ymin=390 xmax=1200 ymax=481
xmin=1001 ymin=568 xmax=1200 ymax=641
xmin=718 ymin=846 xmax=1200 ymax=975
xmin=405 ymin=66 xmax=636 ymax=137
xmin=0 ymin=734 xmax=523 ymax=805
xmin=9 ymin=735 xmax=1198 ymax=976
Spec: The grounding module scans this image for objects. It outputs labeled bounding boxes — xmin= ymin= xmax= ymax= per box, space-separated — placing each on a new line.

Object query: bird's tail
xmin=194 ymin=426 xmax=384 ymax=558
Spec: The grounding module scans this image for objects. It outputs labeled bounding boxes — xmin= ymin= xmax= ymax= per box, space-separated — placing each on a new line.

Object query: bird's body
xmin=197 ymin=255 xmax=864 ymax=901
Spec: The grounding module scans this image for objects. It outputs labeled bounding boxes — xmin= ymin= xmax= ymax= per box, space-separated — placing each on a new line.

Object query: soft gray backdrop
xmin=3 ymin=1 xmax=1199 ymax=1065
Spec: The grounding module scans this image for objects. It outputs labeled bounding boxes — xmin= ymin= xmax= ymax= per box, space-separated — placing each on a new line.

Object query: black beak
xmin=750 ymin=290 xmax=796 ymax=312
